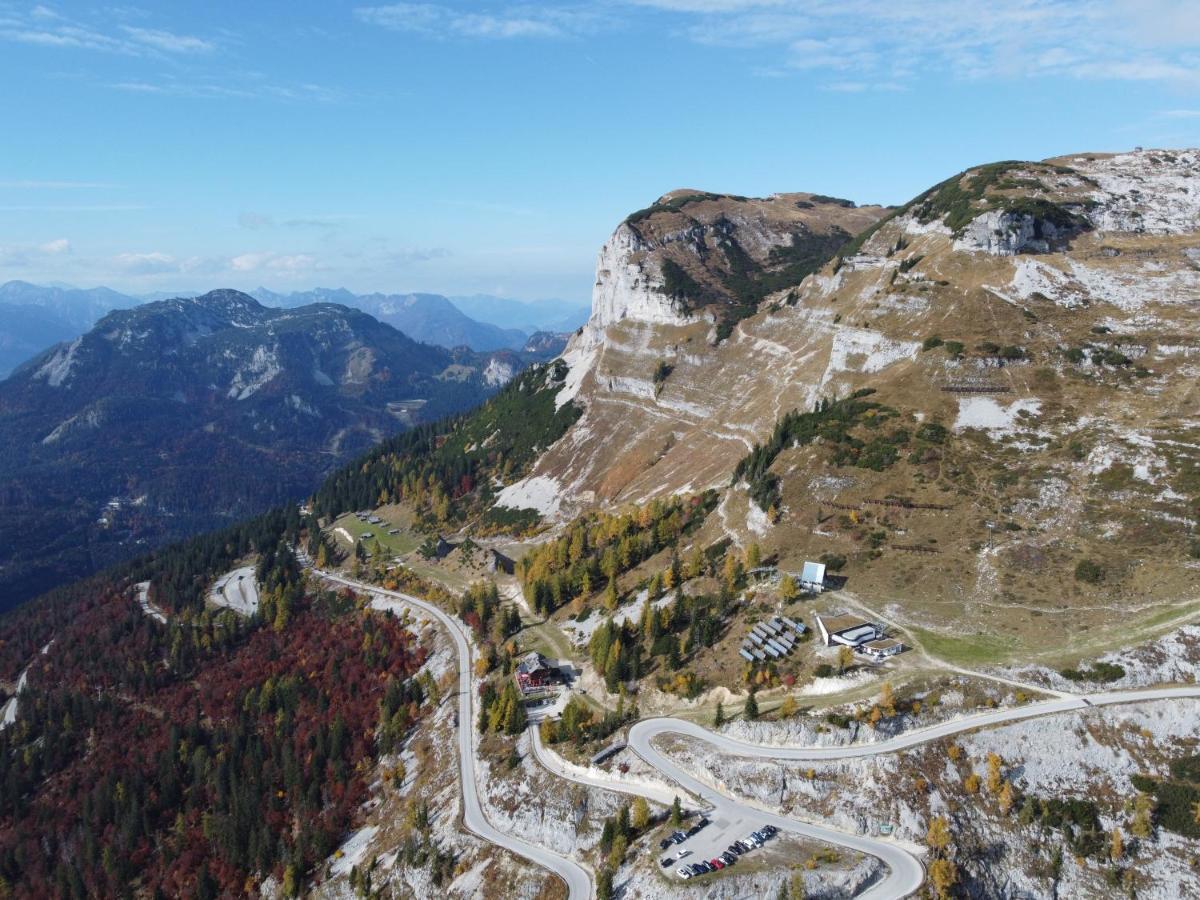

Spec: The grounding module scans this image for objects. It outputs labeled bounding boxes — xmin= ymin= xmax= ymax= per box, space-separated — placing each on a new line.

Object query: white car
xmin=676 ymin=849 xmax=692 ymax=860
xmin=676 ymin=866 xmax=692 ymax=879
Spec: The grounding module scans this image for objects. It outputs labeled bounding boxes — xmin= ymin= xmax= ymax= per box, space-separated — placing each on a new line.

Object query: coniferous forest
xmin=0 ymin=507 xmax=428 ymax=898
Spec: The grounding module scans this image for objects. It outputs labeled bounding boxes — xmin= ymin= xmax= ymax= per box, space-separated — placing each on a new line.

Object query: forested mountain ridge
xmin=0 ymin=290 xmax=529 ymax=612
xmin=0 ymin=506 xmax=432 ymax=899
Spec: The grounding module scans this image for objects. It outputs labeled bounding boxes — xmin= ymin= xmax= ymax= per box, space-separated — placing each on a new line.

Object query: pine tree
xmin=670 ymin=796 xmax=682 ymax=827
xmin=597 ymin=867 xmax=614 ymax=900
xmin=714 ymin=702 xmax=725 ymax=728
xmin=599 ymin=820 xmax=615 ymax=855
xmin=604 ymin=578 xmax=620 ymax=611
xmin=744 ymin=689 xmax=759 ymax=721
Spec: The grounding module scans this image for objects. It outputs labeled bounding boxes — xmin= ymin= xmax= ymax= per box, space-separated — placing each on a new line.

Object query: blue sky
xmin=1 ymin=1 xmax=1198 ymax=304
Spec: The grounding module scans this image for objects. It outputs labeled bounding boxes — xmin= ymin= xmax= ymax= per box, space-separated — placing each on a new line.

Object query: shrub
xmin=814 ymin=663 xmax=834 ymax=678
xmin=922 ymin=335 xmax=944 ymax=351
xmin=819 ymin=552 xmax=847 ymax=572
xmin=652 ymin=360 xmax=674 ymax=388
xmin=916 ymin=423 xmax=948 ymax=444
xmin=1169 ymin=755 xmax=1200 ymax=784
xmin=1154 ymin=780 xmax=1200 ymax=837
xmin=1060 ymin=662 xmax=1125 ymax=683
xmin=1131 ymin=773 xmax=1158 ymax=793
xmin=1074 ymin=559 xmax=1105 ymax=584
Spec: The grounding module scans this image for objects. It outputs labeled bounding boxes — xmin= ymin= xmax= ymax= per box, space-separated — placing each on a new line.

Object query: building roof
xmin=800 ymin=560 xmax=826 ymax=584
xmin=516 ymin=651 xmax=549 ymax=675
xmin=817 ymin=614 xmax=871 ymax=635
xmin=836 ymin=624 xmax=879 ymax=645
xmin=864 ymin=638 xmax=901 ymax=651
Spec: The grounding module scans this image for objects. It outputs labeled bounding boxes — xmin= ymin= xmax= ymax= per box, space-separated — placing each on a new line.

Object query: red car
xmin=710 ymin=858 xmax=725 ymax=870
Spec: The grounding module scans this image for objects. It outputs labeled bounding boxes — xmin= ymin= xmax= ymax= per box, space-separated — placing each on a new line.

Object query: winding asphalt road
xmin=628 ymin=717 xmax=925 ymax=899
xmin=634 ymin=684 xmax=1200 ymax=763
xmin=313 ymin=570 xmax=592 ymax=900
xmin=623 ymin=685 xmax=1200 ymax=898
xmin=316 ymin=565 xmax=1200 ymax=900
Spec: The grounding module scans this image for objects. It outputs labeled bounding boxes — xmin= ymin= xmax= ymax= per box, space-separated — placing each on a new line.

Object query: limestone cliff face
xmin=488 ymin=147 xmax=1200 ymax=670
xmin=586 ymin=223 xmax=693 ymax=333
xmin=499 ymin=151 xmax=1199 ymax=639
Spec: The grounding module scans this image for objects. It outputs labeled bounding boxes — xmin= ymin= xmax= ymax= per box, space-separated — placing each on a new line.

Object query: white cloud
xmin=354 ymin=3 xmax=604 ymax=39
xmin=0 ymin=237 xmax=73 ymax=267
xmin=629 ymin=0 xmax=778 ymax=10
xmin=109 ymin=78 xmax=342 ymax=103
xmin=638 ymin=0 xmax=1200 ymax=86
xmin=120 ymin=25 xmax=214 ymax=54
xmin=112 ymin=251 xmax=180 ymax=274
xmin=387 ymin=246 xmax=452 ymax=265
xmin=0 ymin=9 xmax=213 ymax=57
xmin=230 ymin=252 xmax=319 ymax=272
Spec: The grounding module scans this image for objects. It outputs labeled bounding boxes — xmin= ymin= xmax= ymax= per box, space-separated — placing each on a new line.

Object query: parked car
xmin=676 ymin=866 xmax=692 ymax=879
xmin=660 ymin=838 xmax=673 ymax=850
xmin=672 ymin=830 xmax=687 ymax=843
xmin=763 ymin=824 xmax=778 ymax=836
xmin=710 ymin=858 xmax=725 ymax=870
xmin=686 ymin=824 xmax=702 ymax=837
xmin=721 ymin=852 xmax=737 ymax=865
xmin=661 ymin=857 xmax=673 ymax=868
xmin=698 ymin=816 xmax=710 ymax=827
xmin=676 ymin=849 xmax=691 ymax=860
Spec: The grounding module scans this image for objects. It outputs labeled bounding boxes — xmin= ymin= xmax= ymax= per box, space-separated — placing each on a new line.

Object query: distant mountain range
xmin=0 ymin=289 xmax=533 ymax=612
xmin=0 ymin=282 xmax=138 ymax=377
xmin=250 ymin=287 xmax=531 ymax=352
xmin=449 ymin=294 xmax=590 ymax=335
xmin=0 ymin=281 xmax=587 ymax=378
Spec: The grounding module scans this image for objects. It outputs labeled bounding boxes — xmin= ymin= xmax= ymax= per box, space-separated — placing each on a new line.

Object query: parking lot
xmin=657 ymin=812 xmax=780 ymax=879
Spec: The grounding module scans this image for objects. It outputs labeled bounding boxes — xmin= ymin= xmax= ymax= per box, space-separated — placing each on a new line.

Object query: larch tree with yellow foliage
xmin=986 ymin=752 xmax=1004 ymax=795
